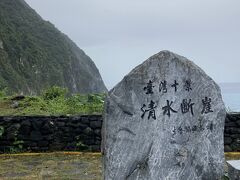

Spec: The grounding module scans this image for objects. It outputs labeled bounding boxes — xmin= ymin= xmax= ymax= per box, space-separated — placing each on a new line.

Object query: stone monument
xmin=102 ymin=50 xmax=226 ymax=180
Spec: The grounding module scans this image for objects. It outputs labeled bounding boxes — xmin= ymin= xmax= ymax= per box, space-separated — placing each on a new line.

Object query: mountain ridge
xmin=0 ymin=0 xmax=107 ymax=95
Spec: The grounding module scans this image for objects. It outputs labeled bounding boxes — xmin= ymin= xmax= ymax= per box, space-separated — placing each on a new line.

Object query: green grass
xmin=0 ymin=86 xmax=105 ymax=116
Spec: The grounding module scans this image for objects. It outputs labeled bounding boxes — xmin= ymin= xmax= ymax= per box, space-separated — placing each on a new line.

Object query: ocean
xmin=219 ymin=83 xmax=240 ymax=112
xmin=222 ymin=93 xmax=240 ymax=112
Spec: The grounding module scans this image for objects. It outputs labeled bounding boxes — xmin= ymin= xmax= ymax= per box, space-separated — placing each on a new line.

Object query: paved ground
xmin=0 ymin=152 xmax=102 ymax=180
xmin=0 ymin=152 xmax=239 ymax=180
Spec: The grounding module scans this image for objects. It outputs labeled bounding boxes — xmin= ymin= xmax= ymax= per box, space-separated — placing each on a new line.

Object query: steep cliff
xmin=0 ymin=0 xmax=107 ymax=94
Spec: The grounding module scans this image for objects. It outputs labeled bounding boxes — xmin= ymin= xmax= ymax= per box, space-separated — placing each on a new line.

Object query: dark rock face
xmin=0 ymin=0 xmax=106 ymax=94
xmin=103 ymin=51 xmax=226 ymax=180
xmin=224 ymin=113 xmax=240 ymax=152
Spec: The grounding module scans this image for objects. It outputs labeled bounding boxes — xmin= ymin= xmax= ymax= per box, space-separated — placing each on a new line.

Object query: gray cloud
xmin=25 ymin=0 xmax=240 ymax=89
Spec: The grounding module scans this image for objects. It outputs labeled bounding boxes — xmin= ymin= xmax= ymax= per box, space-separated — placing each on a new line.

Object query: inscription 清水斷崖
xmin=141 ymin=100 xmax=157 ymax=120
xmin=201 ymin=97 xmax=214 ymax=114
xmin=181 ymin=99 xmax=195 ymax=116
xmin=162 ymin=100 xmax=178 ymax=117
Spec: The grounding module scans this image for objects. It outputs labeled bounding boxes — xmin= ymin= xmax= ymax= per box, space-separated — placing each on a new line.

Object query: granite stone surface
xmin=103 ymin=51 xmax=226 ymax=180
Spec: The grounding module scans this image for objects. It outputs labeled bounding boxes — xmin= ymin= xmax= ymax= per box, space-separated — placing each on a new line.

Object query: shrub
xmin=87 ymin=94 xmax=104 ymax=103
xmin=18 ymin=96 xmax=49 ymax=115
xmin=0 ymin=86 xmax=105 ymax=116
xmin=0 ymin=88 xmax=7 ymax=98
xmin=42 ymin=86 xmax=68 ymax=100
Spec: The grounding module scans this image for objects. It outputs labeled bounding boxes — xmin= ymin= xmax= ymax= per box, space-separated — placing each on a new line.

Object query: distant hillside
xmin=0 ymin=0 xmax=107 ymax=95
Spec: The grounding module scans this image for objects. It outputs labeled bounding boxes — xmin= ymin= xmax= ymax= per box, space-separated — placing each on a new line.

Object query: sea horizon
xmin=219 ymin=82 xmax=240 ymax=112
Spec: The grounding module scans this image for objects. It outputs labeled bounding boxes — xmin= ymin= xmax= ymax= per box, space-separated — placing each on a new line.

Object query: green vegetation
xmin=76 ymin=136 xmax=89 ymax=151
xmin=10 ymin=128 xmax=24 ymax=153
xmin=0 ymin=86 xmax=105 ymax=116
xmin=10 ymin=138 xmax=24 ymax=154
xmin=222 ymin=175 xmax=229 ymax=180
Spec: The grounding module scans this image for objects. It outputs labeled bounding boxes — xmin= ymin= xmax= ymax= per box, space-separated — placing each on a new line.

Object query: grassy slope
xmin=0 ymin=87 xmax=105 ymax=116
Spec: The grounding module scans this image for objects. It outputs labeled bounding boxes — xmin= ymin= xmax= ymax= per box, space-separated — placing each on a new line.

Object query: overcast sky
xmin=25 ymin=0 xmax=240 ymax=89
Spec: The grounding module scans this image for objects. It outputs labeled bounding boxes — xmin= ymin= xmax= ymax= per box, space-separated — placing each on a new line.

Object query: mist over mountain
xmin=0 ymin=0 xmax=107 ymax=95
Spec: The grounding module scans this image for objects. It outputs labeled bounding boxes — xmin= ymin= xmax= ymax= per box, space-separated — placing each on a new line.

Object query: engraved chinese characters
xmin=142 ymin=79 xmax=213 ymax=119
xmin=103 ymin=51 xmax=226 ymax=180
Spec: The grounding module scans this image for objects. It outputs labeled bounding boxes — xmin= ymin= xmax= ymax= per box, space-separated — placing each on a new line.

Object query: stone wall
xmin=0 ymin=115 xmax=102 ymax=152
xmin=224 ymin=113 xmax=240 ymax=152
xmin=0 ymin=114 xmax=240 ymax=153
